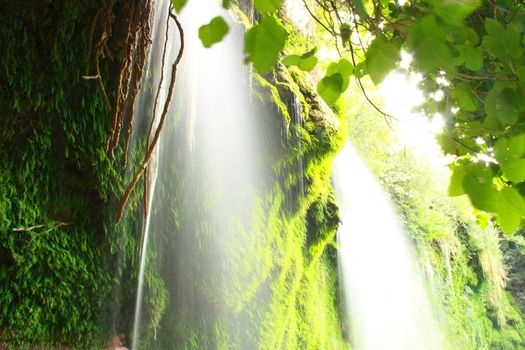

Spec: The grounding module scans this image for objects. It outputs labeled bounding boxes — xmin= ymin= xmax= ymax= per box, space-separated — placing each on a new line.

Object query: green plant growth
xmin=343 ymin=84 xmax=525 ymax=349
xmin=0 ymin=0 xmax=148 ymax=347
xmin=180 ymin=0 xmax=525 ymax=234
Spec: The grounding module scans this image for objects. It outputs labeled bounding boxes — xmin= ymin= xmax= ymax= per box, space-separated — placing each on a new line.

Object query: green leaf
xmin=198 ymin=17 xmax=229 ymax=48
xmin=449 ymin=163 xmax=466 ymax=196
xmin=340 ymin=23 xmax=352 ymax=47
xmin=428 ymin=0 xmax=481 ymax=25
xmin=462 ymin=163 xmax=498 ymax=212
xmin=408 ymin=17 xmax=456 ymax=74
xmin=500 ymin=159 xmax=525 ymax=183
xmin=317 ymin=73 xmax=343 ymax=105
xmin=451 ymin=82 xmax=478 ymax=112
xmin=316 ymin=58 xmax=353 ymax=104
xmin=483 ymin=20 xmax=523 ymax=62
xmin=485 ymin=87 xmax=519 ymax=125
xmin=466 ymin=27 xmax=480 ymax=46
xmin=485 ymin=18 xmax=505 ymax=36
xmin=254 ymin=0 xmax=283 ymax=13
xmin=365 ymin=36 xmax=400 ymax=84
xmin=222 ymin=0 xmax=231 ymax=8
xmin=353 ymin=0 xmax=369 ymax=20
xmin=244 ymin=16 xmax=287 ymax=74
xmin=283 ymin=48 xmax=318 ymax=71
xmin=462 ymin=46 xmax=483 ymax=71
xmin=171 ymin=0 xmax=187 ymax=12
xmin=483 ymin=35 xmax=506 ymax=61
xmin=509 ymin=134 xmax=525 ymax=157
xmin=496 ymin=187 xmax=525 ymax=233
xmin=495 ymin=134 xmax=525 ymax=160
xmin=326 ymin=58 xmax=353 ymax=90
xmin=495 ymin=135 xmax=525 ymax=182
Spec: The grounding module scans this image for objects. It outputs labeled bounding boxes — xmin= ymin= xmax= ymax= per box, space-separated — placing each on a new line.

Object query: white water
xmin=130 ymin=0 xmax=270 ymax=347
xmin=333 ymin=143 xmax=445 ymax=350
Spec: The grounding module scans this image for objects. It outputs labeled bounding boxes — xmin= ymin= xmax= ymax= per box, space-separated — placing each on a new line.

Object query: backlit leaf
xmin=451 ymin=82 xmax=478 ymax=112
xmin=427 ymin=0 xmax=481 ymax=25
xmin=462 ymin=163 xmax=498 ymax=212
xmin=245 ymin=16 xmax=287 ymax=74
xmin=365 ymin=36 xmax=400 ymax=84
xmin=497 ymin=187 xmax=525 ymax=233
xmin=449 ymin=163 xmax=466 ymax=196
xmin=171 ymin=0 xmax=187 ymax=12
xmin=485 ymin=88 xmax=519 ymax=125
xmin=198 ymin=17 xmax=229 ymax=48
xmin=317 ymin=73 xmax=343 ymax=105
xmin=462 ymin=46 xmax=483 ymax=71
xmin=254 ymin=0 xmax=283 ymax=13
xmin=326 ymin=58 xmax=353 ymax=90
xmin=283 ymin=48 xmax=318 ymax=71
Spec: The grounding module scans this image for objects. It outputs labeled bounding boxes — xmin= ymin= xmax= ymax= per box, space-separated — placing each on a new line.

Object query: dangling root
xmin=143 ymin=6 xmax=172 ymax=219
xmin=116 ymin=10 xmax=184 ymax=223
xmin=83 ymin=0 xmax=117 ymax=110
xmin=105 ymin=0 xmax=152 ymax=159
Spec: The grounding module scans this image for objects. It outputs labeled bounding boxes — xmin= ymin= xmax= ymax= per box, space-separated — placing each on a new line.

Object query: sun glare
xmin=378 ymin=68 xmax=451 ymax=168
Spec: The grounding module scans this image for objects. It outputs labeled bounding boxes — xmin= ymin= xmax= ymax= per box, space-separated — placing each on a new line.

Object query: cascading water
xmin=333 ymin=143 xmax=445 ymax=350
xmin=130 ymin=0 xmax=275 ymax=348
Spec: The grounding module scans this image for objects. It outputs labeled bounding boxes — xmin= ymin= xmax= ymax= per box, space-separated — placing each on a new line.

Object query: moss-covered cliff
xmin=0 ymin=0 xmax=148 ymax=347
xmin=2 ymin=1 xmax=525 ymax=349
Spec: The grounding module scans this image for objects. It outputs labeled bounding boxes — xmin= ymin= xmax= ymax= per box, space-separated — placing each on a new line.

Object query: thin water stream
xmin=129 ymin=0 xmax=174 ymax=347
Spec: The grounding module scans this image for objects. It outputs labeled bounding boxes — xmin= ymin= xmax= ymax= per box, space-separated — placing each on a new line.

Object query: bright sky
xmin=378 ymin=63 xmax=452 ymax=169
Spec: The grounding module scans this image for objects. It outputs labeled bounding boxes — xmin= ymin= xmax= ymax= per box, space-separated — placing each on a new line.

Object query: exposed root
xmin=143 ymin=6 xmax=171 ymax=219
xmin=14 ymin=222 xmax=73 ymax=245
xmin=106 ymin=0 xmax=152 ymax=158
xmin=85 ymin=1 xmax=182 ymax=222
xmin=84 ymin=0 xmax=117 ymax=110
xmin=117 ymin=10 xmax=185 ymax=223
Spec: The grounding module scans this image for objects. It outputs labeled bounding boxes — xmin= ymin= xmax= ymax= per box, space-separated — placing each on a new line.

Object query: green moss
xmin=0 ymin=0 xmax=146 ymax=347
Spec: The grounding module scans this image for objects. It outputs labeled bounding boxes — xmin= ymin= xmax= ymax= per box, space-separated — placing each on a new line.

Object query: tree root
xmin=83 ymin=0 xmax=117 ymax=110
xmin=84 ymin=1 xmax=182 ymax=222
xmin=143 ymin=5 xmax=171 ymax=219
xmin=116 ymin=10 xmax=184 ymax=223
xmin=13 ymin=222 xmax=73 ymax=245
xmin=106 ymin=0 xmax=152 ymax=159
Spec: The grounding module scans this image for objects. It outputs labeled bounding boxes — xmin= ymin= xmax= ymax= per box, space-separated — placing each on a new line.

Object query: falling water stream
xmin=333 ymin=143 xmax=445 ymax=350
xmin=130 ymin=0 xmax=272 ymax=348
xmin=129 ymin=0 xmax=171 ymax=347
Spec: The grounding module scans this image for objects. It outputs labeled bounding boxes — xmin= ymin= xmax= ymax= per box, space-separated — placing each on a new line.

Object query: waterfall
xmin=333 ymin=143 xmax=445 ymax=350
xmin=130 ymin=0 xmax=273 ymax=348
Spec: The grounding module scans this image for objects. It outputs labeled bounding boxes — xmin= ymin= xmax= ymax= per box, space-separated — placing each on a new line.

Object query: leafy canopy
xmin=178 ymin=0 xmax=525 ymax=234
